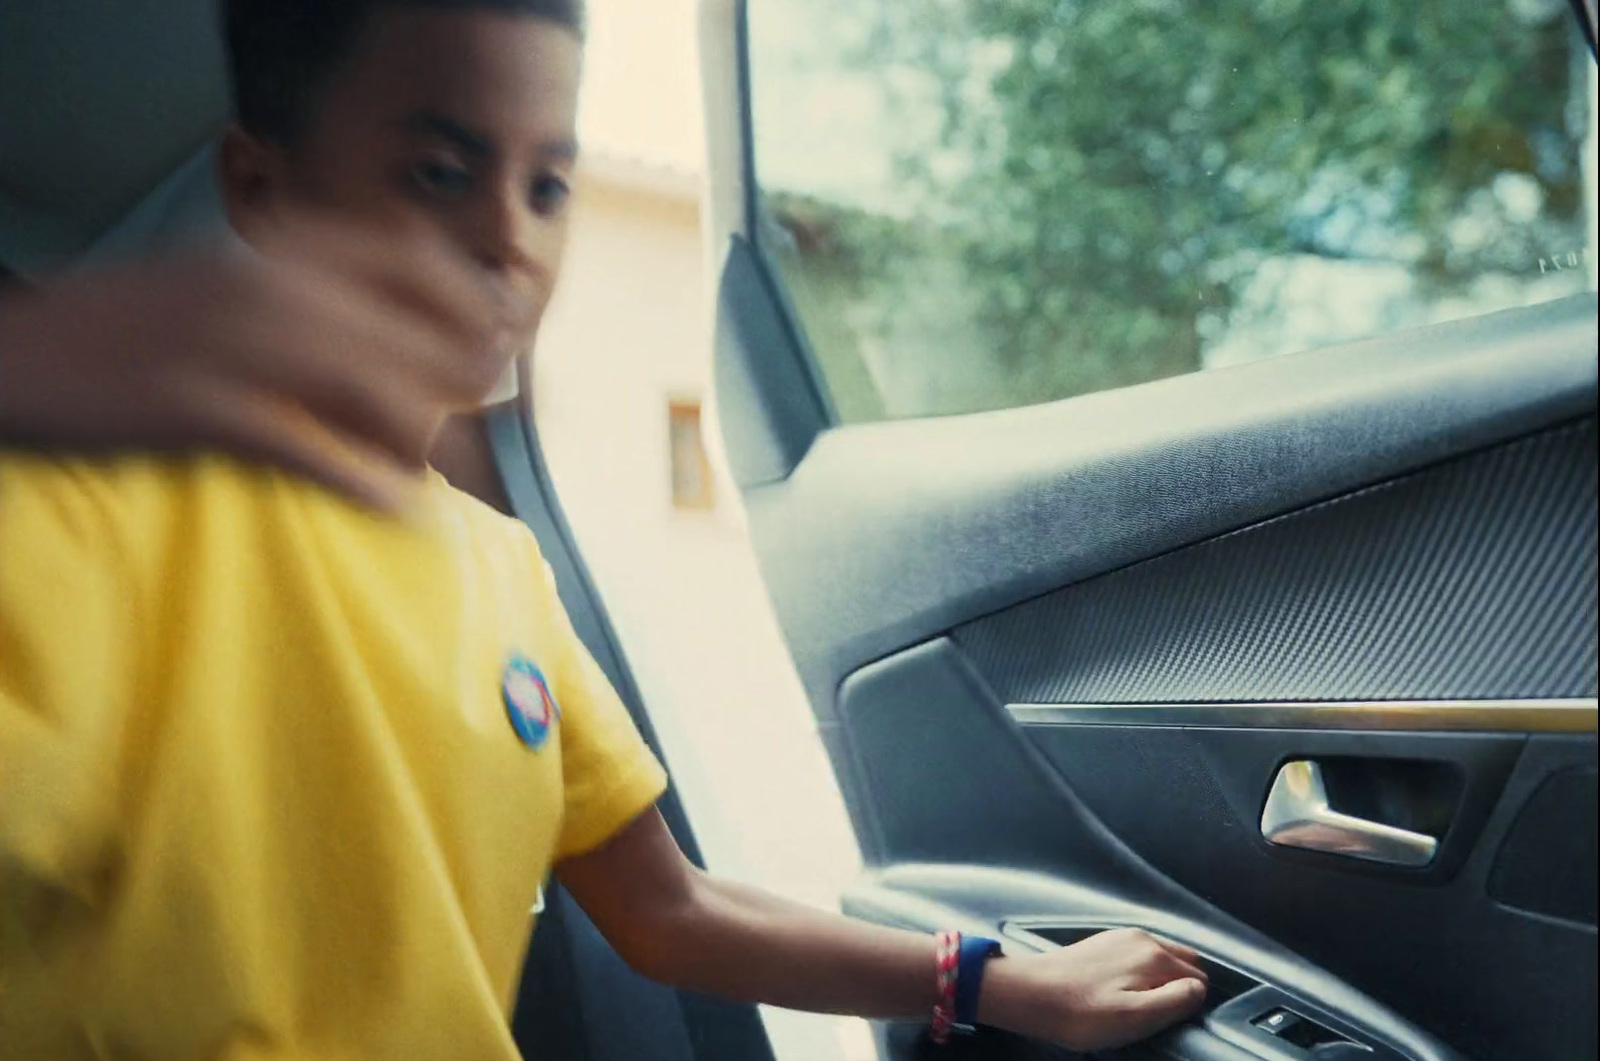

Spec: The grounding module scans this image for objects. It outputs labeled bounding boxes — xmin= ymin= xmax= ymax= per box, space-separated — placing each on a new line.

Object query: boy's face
xmin=223 ymin=8 xmax=583 ymax=349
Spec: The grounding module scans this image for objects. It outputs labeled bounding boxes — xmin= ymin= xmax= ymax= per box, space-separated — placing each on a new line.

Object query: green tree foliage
xmin=761 ymin=0 xmax=1591 ymax=419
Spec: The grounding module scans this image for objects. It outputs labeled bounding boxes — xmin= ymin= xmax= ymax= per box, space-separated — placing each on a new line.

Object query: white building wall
xmin=531 ymin=162 xmax=873 ymax=1061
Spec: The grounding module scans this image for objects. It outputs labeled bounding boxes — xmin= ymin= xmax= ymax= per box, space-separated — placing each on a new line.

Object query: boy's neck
xmin=428 ymin=412 xmax=514 ymax=515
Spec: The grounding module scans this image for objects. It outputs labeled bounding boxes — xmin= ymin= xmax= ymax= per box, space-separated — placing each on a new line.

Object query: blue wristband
xmin=953 ymin=935 xmax=1003 ymax=1031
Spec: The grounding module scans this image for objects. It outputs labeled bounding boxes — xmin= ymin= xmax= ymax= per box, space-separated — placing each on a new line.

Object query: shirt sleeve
xmin=0 ymin=459 xmax=141 ymax=899
xmin=534 ymin=558 xmax=669 ymax=861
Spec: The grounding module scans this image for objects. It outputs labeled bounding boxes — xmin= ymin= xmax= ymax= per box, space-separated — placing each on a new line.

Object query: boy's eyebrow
xmin=403 ymin=111 xmax=495 ymax=158
xmin=401 ymin=111 xmax=579 ymax=162
xmin=541 ymin=138 xmax=580 ymax=162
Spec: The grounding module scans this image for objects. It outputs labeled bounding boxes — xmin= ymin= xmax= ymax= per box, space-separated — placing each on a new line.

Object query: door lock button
xmin=1253 ymin=1008 xmax=1304 ymax=1036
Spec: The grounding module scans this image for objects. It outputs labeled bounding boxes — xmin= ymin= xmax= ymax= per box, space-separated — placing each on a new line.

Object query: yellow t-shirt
xmin=0 ymin=454 xmax=668 ymax=1060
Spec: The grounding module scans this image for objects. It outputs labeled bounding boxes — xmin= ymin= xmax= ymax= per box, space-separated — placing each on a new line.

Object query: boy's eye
xmin=409 ymin=158 xmax=474 ymax=199
xmin=529 ymin=174 xmax=571 ymax=216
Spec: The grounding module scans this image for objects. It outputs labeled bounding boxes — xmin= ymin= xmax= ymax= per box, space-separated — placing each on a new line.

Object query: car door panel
xmin=728 ymin=281 xmax=1596 ymax=714
xmin=935 ymin=417 xmax=1597 ymax=1060
xmin=712 ymin=241 xmax=1597 ymax=1061
xmin=841 ymin=864 xmax=1461 ymax=1061
xmin=806 ymin=418 xmax=1597 ymax=1061
xmin=1025 ymin=725 xmax=1592 ymax=1058
xmin=1026 ymin=726 xmax=1529 ymax=885
xmin=953 ymin=416 xmax=1598 ymax=708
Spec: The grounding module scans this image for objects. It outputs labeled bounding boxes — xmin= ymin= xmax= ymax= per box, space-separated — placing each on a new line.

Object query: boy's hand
xmin=0 ymin=219 xmax=527 ymax=509
xmin=563 ymin=811 xmax=1205 ymax=1052
xmin=977 ymin=928 xmax=1208 ymax=1051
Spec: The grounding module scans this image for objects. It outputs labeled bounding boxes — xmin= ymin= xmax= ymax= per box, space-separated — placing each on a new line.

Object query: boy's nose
xmin=472 ymin=191 xmax=548 ymax=283
xmin=474 ymin=225 xmax=535 ymax=277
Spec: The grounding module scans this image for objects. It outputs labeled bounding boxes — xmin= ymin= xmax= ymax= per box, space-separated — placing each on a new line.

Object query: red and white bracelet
xmin=931 ymin=928 xmax=1005 ymax=1044
xmin=930 ymin=929 xmax=962 ymax=1044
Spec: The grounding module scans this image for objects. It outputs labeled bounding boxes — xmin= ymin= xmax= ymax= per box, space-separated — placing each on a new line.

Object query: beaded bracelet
xmin=931 ymin=929 xmax=962 ymax=1044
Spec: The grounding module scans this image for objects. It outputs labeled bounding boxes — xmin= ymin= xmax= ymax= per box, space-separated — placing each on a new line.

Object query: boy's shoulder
xmin=0 ymin=451 xmax=206 ymax=546
xmin=0 ymin=453 xmax=497 ymax=558
xmin=0 ymin=453 xmax=551 ymax=590
xmin=1 ymin=451 xmax=346 ymax=530
xmin=426 ymin=471 xmax=547 ymax=565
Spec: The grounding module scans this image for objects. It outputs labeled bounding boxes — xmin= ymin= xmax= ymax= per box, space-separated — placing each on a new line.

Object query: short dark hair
xmin=222 ymin=0 xmax=585 ymax=143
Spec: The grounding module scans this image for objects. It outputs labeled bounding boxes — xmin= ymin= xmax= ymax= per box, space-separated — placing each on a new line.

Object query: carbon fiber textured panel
xmin=954 ymin=418 xmax=1598 ymax=704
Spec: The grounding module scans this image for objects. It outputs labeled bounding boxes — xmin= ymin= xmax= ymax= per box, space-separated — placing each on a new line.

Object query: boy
xmin=0 ymin=2 xmax=1207 ymax=1056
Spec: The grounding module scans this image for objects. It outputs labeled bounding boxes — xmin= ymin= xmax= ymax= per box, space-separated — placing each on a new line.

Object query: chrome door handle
xmin=1260 ymin=760 xmax=1438 ymax=867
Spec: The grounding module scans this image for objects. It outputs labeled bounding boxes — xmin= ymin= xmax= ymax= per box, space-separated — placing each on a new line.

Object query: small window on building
xmin=668 ymin=398 xmax=715 ymax=511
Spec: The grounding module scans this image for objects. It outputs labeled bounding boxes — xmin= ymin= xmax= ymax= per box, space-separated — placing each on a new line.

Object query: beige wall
xmin=533 ymin=157 xmax=863 ymax=897
xmin=532 ymin=157 xmax=871 ymax=1060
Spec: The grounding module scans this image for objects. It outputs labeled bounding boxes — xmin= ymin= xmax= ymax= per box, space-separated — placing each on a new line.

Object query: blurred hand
xmin=0 ymin=217 xmax=528 ymax=509
xmin=977 ymin=928 xmax=1208 ymax=1051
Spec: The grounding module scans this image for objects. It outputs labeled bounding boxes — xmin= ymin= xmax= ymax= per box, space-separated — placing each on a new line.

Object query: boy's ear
xmin=218 ymin=124 xmax=287 ymax=241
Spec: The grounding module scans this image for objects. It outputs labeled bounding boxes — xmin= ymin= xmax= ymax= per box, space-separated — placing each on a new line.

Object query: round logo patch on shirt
xmin=502 ymin=653 xmax=559 ymax=750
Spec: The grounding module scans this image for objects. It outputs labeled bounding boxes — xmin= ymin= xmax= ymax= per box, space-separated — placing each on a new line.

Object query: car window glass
xmin=749 ymin=0 xmax=1599 ymax=422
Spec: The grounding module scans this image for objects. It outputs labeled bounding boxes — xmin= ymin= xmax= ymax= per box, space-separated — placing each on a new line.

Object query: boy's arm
xmin=558 ymin=808 xmax=1207 ymax=1053
xmin=0 ymin=221 xmax=512 ymax=509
